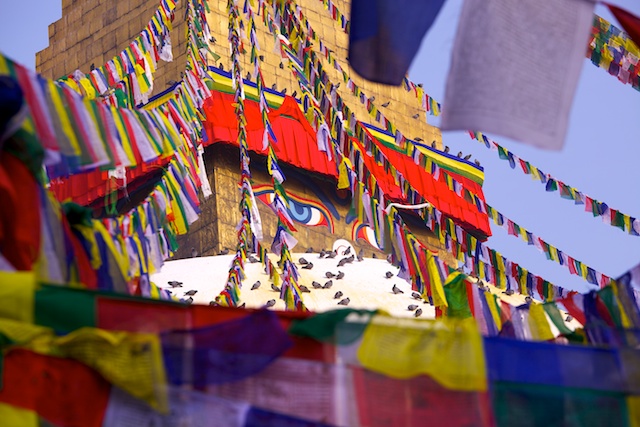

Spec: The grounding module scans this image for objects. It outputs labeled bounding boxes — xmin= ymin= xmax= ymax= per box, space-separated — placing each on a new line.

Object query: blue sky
xmin=1 ymin=0 xmax=639 ymax=293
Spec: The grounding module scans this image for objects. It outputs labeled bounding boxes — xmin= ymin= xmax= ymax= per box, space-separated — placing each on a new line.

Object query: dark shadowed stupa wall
xmin=37 ymin=0 xmax=454 ymax=263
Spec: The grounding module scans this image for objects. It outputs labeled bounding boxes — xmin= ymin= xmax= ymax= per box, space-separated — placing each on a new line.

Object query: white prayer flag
xmin=441 ymin=0 xmax=596 ymax=150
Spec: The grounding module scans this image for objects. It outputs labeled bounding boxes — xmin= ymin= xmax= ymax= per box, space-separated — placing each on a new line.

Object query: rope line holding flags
xmin=257 ymin=0 xmax=609 ymax=304
xmin=243 ymin=0 xmax=306 ymax=311
xmin=314 ymin=2 xmax=640 ymax=239
xmin=279 ymin=0 xmax=613 ymax=289
xmin=58 ymin=0 xmax=179 ymax=107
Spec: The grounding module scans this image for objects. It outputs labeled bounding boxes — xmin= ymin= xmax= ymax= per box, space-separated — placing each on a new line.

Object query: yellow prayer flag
xmin=55 ymin=328 xmax=168 ymax=413
xmin=357 ymin=315 xmax=486 ymax=391
xmin=427 ymin=251 xmax=447 ymax=308
xmin=337 ymin=158 xmax=351 ymax=189
xmin=0 ymin=403 xmax=39 ymax=427
xmin=0 ymin=271 xmax=36 ymax=322
xmin=627 ymin=396 xmax=640 ymax=427
xmin=528 ymin=303 xmax=555 ymax=341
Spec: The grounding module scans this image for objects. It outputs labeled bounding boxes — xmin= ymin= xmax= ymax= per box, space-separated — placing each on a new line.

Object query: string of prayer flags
xmin=264 ymin=3 xmax=571 ymax=306
xmin=58 ymin=0 xmax=178 ymax=104
xmin=316 ymin=0 xmax=350 ymax=34
xmin=588 ymin=14 xmax=640 ymax=91
xmin=469 ymin=130 xmax=640 ymax=237
xmin=484 ymin=203 xmax=611 ymax=288
xmin=604 ymin=4 xmax=640 ymax=58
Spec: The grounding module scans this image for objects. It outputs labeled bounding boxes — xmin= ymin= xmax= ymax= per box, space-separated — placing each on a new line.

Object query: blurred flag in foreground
xmin=348 ymin=0 xmax=446 ymax=86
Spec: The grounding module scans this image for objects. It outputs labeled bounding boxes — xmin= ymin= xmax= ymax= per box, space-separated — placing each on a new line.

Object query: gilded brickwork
xmin=36 ymin=0 xmax=188 ymax=94
xmin=37 ymin=0 xmax=451 ymax=264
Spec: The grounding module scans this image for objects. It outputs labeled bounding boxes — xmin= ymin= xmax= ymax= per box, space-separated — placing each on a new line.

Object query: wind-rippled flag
xmin=348 ymin=0 xmax=446 ymax=85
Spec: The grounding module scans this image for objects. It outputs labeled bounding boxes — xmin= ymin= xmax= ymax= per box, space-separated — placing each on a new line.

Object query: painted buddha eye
xmin=289 ymin=199 xmax=327 ymax=227
xmin=352 ymin=221 xmax=381 ymax=250
xmin=253 ymin=185 xmax=334 ymax=232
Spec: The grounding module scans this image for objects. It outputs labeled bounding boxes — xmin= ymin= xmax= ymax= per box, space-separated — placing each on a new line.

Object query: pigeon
xmin=209 ymin=36 xmax=217 ymax=44
xmin=457 ymin=151 xmax=463 ymax=158
xmin=312 ymin=281 xmax=323 ymax=289
xmin=337 ymin=297 xmax=350 ymax=306
xmin=251 ymin=281 xmax=261 ymax=290
xmin=282 ymin=88 xmax=287 ymax=95
xmin=292 ymin=90 xmax=298 ymax=98
xmin=279 ymin=62 xmax=284 ymax=69
xmin=337 ymin=257 xmax=349 ymax=267
xmin=414 ymin=308 xmax=423 ymax=317
xmin=414 ymin=137 xmax=423 ymax=142
xmin=412 ymin=113 xmax=420 ymax=119
xmin=299 ymin=257 xmax=309 ymax=265
xmin=305 ymin=247 xmax=314 ymax=253
xmin=209 ymin=301 xmax=219 ymax=306
xmin=238 ymin=302 xmax=246 ymax=309
xmin=299 ymin=285 xmax=311 ymax=293
xmin=431 ymin=141 xmax=437 ymax=148
xmin=345 ymin=255 xmax=355 ymax=264
xmin=249 ymin=255 xmax=259 ymax=263
xmin=326 ymin=272 xmax=336 ymax=278
xmin=475 ymin=160 xmax=481 ymax=166
xmin=381 ymin=101 xmax=390 ymax=107
xmin=503 ymin=289 xmax=515 ymax=296
xmin=444 ymin=146 xmax=450 ymax=153
xmin=265 ymin=299 xmax=276 ymax=308
xmin=326 ymin=251 xmax=337 ymax=259
xmin=357 ymin=248 xmax=364 ymax=261
xmin=168 ymin=281 xmax=183 ymax=288
xmin=323 ymin=280 xmax=333 ymax=289
xmin=319 ymin=249 xmax=327 ymax=258
xmin=246 ymin=72 xmax=252 ymax=80
xmin=334 ymin=291 xmax=343 ymax=299
xmin=385 ymin=271 xmax=394 ymax=279
xmin=271 ymin=284 xmax=281 ymax=292
xmin=343 ymin=247 xmax=351 ymax=256
xmin=411 ymin=292 xmax=422 ymax=300
xmin=336 ymin=271 xmax=344 ymax=280
xmin=392 ymin=284 xmax=404 ymax=294
xmin=184 ymin=290 xmax=198 ymax=296
xmin=565 ymin=315 xmax=573 ymax=322
xmin=272 ymin=83 xmax=277 ymax=90
xmin=219 ymin=247 xmax=230 ymax=255
xmin=369 ymin=96 xmax=375 ymax=102
xmin=191 ymin=247 xmax=199 ymax=258
xmin=372 ymin=253 xmax=377 ymax=259
xmin=259 ymin=55 xmax=265 ymax=61
xmin=408 ymin=304 xmax=419 ymax=311
xmin=464 ymin=154 xmax=472 ymax=161
xmin=302 ymin=262 xmax=314 ymax=270
xmin=184 ymin=297 xmax=194 ymax=304
xmin=218 ymin=63 xmax=224 ymax=71
xmin=525 ymin=296 xmax=533 ymax=304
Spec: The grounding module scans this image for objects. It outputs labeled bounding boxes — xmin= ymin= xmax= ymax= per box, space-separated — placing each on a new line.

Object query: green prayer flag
xmin=35 ymin=285 xmax=97 ymax=332
xmin=542 ymin=303 xmax=572 ymax=336
xmin=444 ymin=272 xmax=472 ymax=319
xmin=288 ymin=309 xmax=377 ymax=345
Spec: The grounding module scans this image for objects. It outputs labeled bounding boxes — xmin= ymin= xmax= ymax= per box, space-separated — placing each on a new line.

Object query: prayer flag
xmin=348 ymin=0 xmax=445 ymax=85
